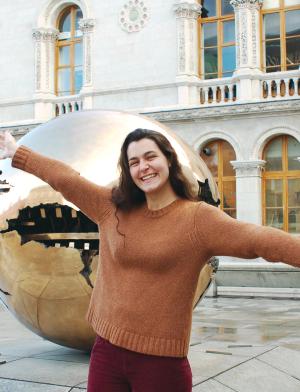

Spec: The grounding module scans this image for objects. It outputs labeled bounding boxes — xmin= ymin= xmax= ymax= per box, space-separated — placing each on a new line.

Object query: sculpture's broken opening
xmin=0 ymin=203 xmax=99 ymax=288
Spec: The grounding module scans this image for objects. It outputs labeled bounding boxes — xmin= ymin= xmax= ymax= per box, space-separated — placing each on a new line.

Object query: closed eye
xmin=147 ymin=154 xmax=157 ymax=160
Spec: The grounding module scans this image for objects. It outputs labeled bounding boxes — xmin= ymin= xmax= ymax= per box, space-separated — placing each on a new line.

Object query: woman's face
xmin=127 ymin=138 xmax=171 ymax=195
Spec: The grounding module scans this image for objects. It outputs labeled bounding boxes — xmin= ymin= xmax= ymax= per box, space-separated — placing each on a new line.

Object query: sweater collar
xmin=143 ymin=199 xmax=183 ymax=218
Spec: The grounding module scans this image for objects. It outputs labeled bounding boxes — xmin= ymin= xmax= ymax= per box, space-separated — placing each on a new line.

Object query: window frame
xmin=199 ymin=0 xmax=236 ymax=79
xmin=262 ymin=135 xmax=300 ymax=232
xmin=261 ymin=0 xmax=300 ymax=72
xmin=200 ymin=139 xmax=237 ymax=217
xmin=55 ymin=5 xmax=83 ymax=96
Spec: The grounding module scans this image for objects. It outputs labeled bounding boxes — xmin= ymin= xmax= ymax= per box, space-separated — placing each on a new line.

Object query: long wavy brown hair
xmin=111 ymin=128 xmax=196 ymax=210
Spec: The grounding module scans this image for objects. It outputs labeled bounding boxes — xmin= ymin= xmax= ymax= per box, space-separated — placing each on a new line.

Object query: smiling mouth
xmin=141 ymin=173 xmax=157 ymax=181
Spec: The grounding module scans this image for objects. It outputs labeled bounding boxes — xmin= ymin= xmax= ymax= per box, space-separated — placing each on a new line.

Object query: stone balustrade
xmin=54 ymin=97 xmax=83 ymax=116
xmin=198 ymin=78 xmax=238 ymax=105
xmin=261 ymin=70 xmax=300 ymax=100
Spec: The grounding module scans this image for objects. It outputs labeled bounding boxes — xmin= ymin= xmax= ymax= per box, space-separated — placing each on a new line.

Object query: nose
xmin=139 ymin=160 xmax=150 ymax=172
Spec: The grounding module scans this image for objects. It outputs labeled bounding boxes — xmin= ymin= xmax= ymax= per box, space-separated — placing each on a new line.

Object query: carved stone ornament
xmin=32 ymin=28 xmax=59 ymax=42
xmin=79 ymin=18 xmax=96 ymax=34
xmin=230 ymin=0 xmax=263 ymax=9
xmin=231 ymin=160 xmax=265 ymax=177
xmin=174 ymin=1 xmax=202 ymax=19
xmin=145 ymin=99 xmax=300 ymax=122
xmin=119 ymin=0 xmax=149 ymax=33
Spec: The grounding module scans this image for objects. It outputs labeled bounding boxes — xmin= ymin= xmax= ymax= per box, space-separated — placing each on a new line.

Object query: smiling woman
xmin=112 ymin=128 xmax=196 ymax=211
xmin=127 ymin=139 xmax=176 ymax=209
xmin=1 ymin=123 xmax=300 ymax=392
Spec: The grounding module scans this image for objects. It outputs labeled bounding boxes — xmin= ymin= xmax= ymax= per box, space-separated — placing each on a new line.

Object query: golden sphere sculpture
xmin=0 ymin=110 xmax=219 ymax=351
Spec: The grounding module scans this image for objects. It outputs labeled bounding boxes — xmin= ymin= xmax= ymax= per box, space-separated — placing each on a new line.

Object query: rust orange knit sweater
xmin=12 ymin=146 xmax=300 ymax=357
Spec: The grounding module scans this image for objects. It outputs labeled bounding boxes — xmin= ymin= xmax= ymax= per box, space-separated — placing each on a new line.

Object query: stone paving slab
xmin=0 ymin=338 xmax=62 ymax=358
xmin=0 ymin=357 xmax=88 ymax=387
xmin=257 ymin=346 xmax=300 ymax=380
xmin=215 ymin=358 xmax=300 ymax=392
xmin=75 ymin=381 xmax=88 ymax=389
xmin=189 ymin=349 xmax=256 ymax=383
xmin=190 ymin=340 xmax=276 ymax=357
xmin=1 ymin=297 xmax=300 ymax=391
xmin=0 ymin=379 xmax=70 ymax=392
xmin=193 ymin=379 xmax=236 ymax=392
xmin=33 ymin=348 xmax=90 ymax=364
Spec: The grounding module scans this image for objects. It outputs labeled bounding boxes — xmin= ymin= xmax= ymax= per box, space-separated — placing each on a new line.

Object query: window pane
xmin=287 ymin=64 xmax=300 ymax=70
xmin=75 ymin=42 xmax=83 ymax=66
xmin=200 ymin=141 xmax=218 ymax=178
xmin=205 ymin=73 xmax=218 ymax=79
xmin=286 ymin=37 xmax=300 ymax=66
xmin=266 ymin=208 xmax=284 ymax=230
xmin=266 ymin=40 xmax=281 ymax=67
xmin=222 ymin=71 xmax=234 ymax=77
xmin=58 ymin=68 xmax=71 ymax=94
xmin=266 ymin=179 xmax=283 ymax=207
xmin=264 ymin=13 xmax=280 ymax=40
xmin=59 ymin=10 xmax=71 ymax=33
xmin=288 ymin=179 xmax=300 ymax=233
xmin=203 ymin=23 xmax=218 ymax=47
xmin=224 ymin=209 xmax=236 ymax=218
xmin=75 ymin=8 xmax=83 ymax=30
xmin=201 ymin=0 xmax=216 ymax=18
xmin=75 ymin=8 xmax=83 ymax=38
xmin=222 ymin=141 xmax=236 ymax=176
xmin=204 ymin=47 xmax=218 ymax=74
xmin=285 ymin=0 xmax=300 ymax=7
xmin=288 ymin=208 xmax=300 ymax=233
xmin=266 ymin=65 xmax=281 ymax=72
xmin=223 ymin=20 xmax=235 ymax=43
xmin=58 ymin=32 xmax=71 ymax=41
xmin=222 ymin=0 xmax=233 ymax=15
xmin=223 ymin=181 xmax=236 ymax=209
xmin=288 ymin=137 xmax=300 ymax=170
xmin=75 ymin=67 xmax=83 ymax=93
xmin=265 ymin=138 xmax=283 ymax=171
xmin=288 ymin=179 xmax=300 ymax=207
xmin=59 ymin=46 xmax=70 ymax=66
xmin=222 ymin=46 xmax=236 ymax=73
xmin=286 ymin=10 xmax=300 ymax=37
xmin=263 ymin=0 xmax=280 ymax=9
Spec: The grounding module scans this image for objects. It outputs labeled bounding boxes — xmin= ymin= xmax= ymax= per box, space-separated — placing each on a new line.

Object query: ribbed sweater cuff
xmin=12 ymin=145 xmax=31 ymax=170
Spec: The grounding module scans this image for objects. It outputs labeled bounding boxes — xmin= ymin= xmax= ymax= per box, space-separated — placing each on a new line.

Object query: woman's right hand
xmin=0 ymin=132 xmax=18 ymax=160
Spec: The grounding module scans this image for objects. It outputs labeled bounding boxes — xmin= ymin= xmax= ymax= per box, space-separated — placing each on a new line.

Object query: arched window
xmin=200 ymin=139 xmax=236 ymax=217
xmin=199 ymin=0 xmax=236 ymax=79
xmin=263 ymin=135 xmax=300 ymax=233
xmin=262 ymin=0 xmax=300 ymax=72
xmin=56 ymin=5 xmax=83 ymax=96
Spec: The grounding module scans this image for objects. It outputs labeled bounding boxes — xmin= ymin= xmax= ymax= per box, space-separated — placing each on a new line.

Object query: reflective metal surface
xmin=0 ymin=110 xmax=219 ymax=350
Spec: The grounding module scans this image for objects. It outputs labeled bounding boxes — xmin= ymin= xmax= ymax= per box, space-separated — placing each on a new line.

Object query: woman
xmin=0 ymin=128 xmax=300 ymax=392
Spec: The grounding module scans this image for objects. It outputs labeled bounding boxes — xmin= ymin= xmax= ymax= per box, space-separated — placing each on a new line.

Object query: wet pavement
xmin=1 ymin=296 xmax=300 ymax=391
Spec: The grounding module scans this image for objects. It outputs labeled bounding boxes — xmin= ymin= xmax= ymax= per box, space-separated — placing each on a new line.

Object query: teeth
xmin=142 ymin=174 xmax=156 ymax=180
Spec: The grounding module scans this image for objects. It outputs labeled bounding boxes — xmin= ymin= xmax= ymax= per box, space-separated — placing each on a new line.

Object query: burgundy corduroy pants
xmin=87 ymin=335 xmax=193 ymax=392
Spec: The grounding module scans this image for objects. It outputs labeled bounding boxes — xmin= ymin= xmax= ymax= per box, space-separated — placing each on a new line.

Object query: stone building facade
xmin=1 ymin=0 xmax=300 ymax=296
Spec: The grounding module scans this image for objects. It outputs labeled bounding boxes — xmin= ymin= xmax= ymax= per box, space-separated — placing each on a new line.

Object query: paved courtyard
xmin=1 ymin=296 xmax=300 ymax=391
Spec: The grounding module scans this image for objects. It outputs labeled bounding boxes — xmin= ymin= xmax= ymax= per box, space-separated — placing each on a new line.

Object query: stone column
xmin=231 ymin=160 xmax=265 ymax=224
xmin=79 ymin=18 xmax=96 ymax=109
xmin=230 ymin=0 xmax=263 ymax=100
xmin=32 ymin=28 xmax=59 ymax=121
xmin=174 ymin=1 xmax=202 ymax=105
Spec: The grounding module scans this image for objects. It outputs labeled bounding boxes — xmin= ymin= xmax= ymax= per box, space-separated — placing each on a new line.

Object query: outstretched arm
xmin=0 ymin=132 xmax=112 ymax=224
xmin=195 ymin=202 xmax=300 ymax=267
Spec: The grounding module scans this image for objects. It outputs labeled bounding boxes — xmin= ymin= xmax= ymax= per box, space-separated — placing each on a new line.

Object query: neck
xmin=145 ymin=184 xmax=179 ymax=211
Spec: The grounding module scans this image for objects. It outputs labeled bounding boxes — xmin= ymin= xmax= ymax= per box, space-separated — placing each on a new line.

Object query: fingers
xmin=0 ymin=131 xmax=15 ymax=160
